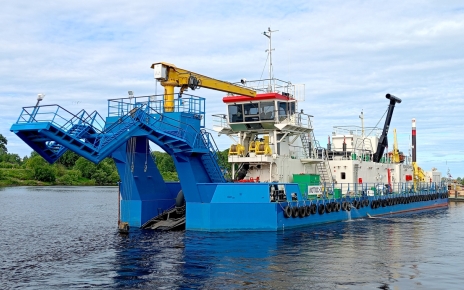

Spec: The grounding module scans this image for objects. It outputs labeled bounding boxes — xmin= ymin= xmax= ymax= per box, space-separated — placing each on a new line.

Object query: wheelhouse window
xmin=259 ymin=101 xmax=275 ymax=120
xmin=278 ymin=102 xmax=287 ymax=121
xmin=244 ymin=103 xmax=259 ymax=122
xmin=289 ymin=102 xmax=295 ymax=115
xmin=341 ymin=172 xmax=346 ymax=179
xmin=228 ymin=104 xmax=243 ymax=123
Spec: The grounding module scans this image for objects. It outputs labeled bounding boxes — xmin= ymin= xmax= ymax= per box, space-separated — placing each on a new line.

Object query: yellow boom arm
xmin=151 ymin=62 xmax=256 ymax=112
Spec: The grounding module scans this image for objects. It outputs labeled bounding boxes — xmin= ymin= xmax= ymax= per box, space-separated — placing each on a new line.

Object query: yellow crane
xmin=151 ymin=62 xmax=257 ymax=112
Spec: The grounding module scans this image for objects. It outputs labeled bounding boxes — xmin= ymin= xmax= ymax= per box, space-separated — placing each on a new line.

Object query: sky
xmin=1 ymin=0 xmax=463 ymax=177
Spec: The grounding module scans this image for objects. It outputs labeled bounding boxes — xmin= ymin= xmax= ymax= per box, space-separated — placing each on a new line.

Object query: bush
xmin=56 ymin=170 xmax=81 ymax=185
xmin=33 ymin=166 xmax=57 ymax=182
xmin=55 ymin=163 xmax=67 ymax=177
xmin=0 ymin=169 xmax=4 ymax=180
xmin=92 ymin=169 xmax=108 ymax=185
xmin=26 ymin=155 xmax=48 ymax=169
xmin=74 ymin=157 xmax=97 ymax=179
xmin=0 ymin=162 xmax=19 ymax=169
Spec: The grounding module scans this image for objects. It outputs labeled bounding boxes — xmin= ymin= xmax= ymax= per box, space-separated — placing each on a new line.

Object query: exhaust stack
xmin=412 ymin=118 xmax=416 ymax=163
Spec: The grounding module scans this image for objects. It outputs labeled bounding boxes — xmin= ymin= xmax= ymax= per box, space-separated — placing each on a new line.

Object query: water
xmin=1 ymin=186 xmax=463 ymax=289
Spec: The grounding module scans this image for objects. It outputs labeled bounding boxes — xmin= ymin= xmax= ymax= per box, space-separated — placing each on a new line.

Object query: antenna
xmin=263 ymin=27 xmax=278 ymax=92
xmin=359 ymin=110 xmax=364 ymax=139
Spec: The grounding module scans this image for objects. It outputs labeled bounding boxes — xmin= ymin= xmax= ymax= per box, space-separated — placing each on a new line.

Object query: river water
xmin=1 ymin=186 xmax=463 ymax=289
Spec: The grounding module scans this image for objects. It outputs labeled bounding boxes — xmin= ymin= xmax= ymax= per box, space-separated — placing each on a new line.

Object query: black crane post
xmin=373 ymin=94 xmax=402 ymax=163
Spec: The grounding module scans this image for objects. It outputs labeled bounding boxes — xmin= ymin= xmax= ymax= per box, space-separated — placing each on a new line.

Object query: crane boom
xmin=373 ymin=94 xmax=402 ymax=163
xmin=151 ymin=62 xmax=256 ymax=112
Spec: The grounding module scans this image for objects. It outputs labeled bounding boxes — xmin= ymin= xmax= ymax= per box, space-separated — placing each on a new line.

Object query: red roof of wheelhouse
xmin=223 ymin=93 xmax=292 ymax=103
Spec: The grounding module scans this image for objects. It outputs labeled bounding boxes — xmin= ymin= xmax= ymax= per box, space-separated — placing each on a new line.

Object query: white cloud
xmin=1 ymin=0 xmax=463 ymax=176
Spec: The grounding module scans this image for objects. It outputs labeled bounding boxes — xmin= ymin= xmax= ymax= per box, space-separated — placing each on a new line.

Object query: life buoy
xmin=284 ymin=206 xmax=292 ymax=218
xmin=292 ymin=206 xmax=299 ymax=218
xmin=318 ymin=204 xmax=325 ymax=214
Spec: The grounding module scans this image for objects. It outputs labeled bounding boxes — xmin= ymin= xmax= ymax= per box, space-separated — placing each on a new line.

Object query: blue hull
xmin=186 ymin=184 xmax=448 ymax=231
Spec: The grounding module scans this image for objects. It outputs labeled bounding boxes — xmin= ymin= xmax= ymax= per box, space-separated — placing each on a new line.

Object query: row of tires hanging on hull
xmin=283 ymin=192 xmax=448 ymax=218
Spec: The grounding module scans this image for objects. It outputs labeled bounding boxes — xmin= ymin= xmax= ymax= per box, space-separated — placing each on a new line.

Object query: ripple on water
xmin=1 ymin=187 xmax=463 ymax=289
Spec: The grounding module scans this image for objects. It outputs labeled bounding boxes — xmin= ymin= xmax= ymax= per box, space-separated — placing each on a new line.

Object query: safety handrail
xmin=308 ymin=181 xmax=449 ymax=199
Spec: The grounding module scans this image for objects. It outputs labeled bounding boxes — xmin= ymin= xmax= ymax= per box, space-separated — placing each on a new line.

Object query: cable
xmin=365 ymin=108 xmax=388 ymax=138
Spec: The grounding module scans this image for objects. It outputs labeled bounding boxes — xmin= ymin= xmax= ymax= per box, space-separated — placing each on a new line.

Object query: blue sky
xmin=1 ymin=0 xmax=463 ymax=177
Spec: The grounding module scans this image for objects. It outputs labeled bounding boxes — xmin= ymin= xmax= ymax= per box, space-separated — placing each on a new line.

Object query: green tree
xmin=0 ymin=134 xmax=7 ymax=153
xmin=92 ymin=169 xmax=108 ymax=185
xmin=57 ymin=151 xmax=80 ymax=168
xmin=26 ymin=154 xmax=48 ymax=169
xmin=217 ymin=149 xmax=232 ymax=179
xmin=74 ymin=157 xmax=97 ymax=179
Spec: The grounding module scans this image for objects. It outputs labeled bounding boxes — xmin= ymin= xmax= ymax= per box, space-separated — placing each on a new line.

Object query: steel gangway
xmin=11 ymin=96 xmax=225 ymax=183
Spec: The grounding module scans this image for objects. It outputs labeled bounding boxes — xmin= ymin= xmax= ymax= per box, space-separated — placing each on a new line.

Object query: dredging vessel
xmin=10 ymin=31 xmax=448 ymax=232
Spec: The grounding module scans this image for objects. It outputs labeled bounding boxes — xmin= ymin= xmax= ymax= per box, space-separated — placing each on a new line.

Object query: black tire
xmin=305 ymin=205 xmax=311 ymax=216
xmin=318 ymin=204 xmax=325 ymax=215
xmin=335 ymin=202 xmax=341 ymax=212
xmin=284 ymin=206 xmax=292 ymax=218
xmin=299 ymin=206 xmax=306 ymax=218
xmin=292 ymin=206 xmax=299 ymax=218
xmin=325 ymin=203 xmax=332 ymax=213
xmin=342 ymin=201 xmax=347 ymax=211
xmin=310 ymin=204 xmax=317 ymax=215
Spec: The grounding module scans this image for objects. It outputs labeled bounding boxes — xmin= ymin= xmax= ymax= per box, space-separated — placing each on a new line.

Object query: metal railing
xmin=107 ymin=94 xmax=206 ymax=128
xmin=16 ymin=105 xmax=106 ymax=135
xmin=298 ymin=181 xmax=448 ymax=200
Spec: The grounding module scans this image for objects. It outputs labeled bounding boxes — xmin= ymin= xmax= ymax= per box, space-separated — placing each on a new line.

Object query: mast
xmin=263 ymin=27 xmax=278 ymax=92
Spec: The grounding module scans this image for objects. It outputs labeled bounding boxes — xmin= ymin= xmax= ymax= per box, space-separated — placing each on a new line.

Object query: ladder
xmin=306 ymin=119 xmax=333 ymax=184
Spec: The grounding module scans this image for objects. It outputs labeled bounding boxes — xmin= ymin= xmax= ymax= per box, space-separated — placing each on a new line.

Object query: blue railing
xmin=297 ymin=181 xmax=449 ymax=200
xmin=107 ymin=94 xmax=206 ymax=127
xmin=15 ymin=105 xmax=106 ymax=134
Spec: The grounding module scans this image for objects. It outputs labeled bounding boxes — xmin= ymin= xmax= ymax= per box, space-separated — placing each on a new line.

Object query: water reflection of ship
xmin=180 ymin=214 xmax=442 ymax=289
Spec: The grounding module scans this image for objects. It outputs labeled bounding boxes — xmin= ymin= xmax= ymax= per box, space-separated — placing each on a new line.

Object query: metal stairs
xmin=300 ymin=133 xmax=312 ymax=158
xmin=135 ymin=107 xmax=226 ymax=183
xmin=11 ymin=102 xmax=226 ymax=183
xmin=308 ymin=130 xmax=334 ymax=184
